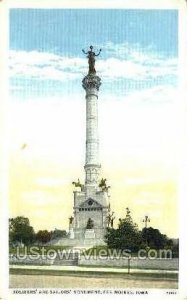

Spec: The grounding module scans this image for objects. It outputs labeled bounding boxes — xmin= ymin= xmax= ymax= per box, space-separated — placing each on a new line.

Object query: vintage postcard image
xmin=0 ymin=0 xmax=186 ymax=299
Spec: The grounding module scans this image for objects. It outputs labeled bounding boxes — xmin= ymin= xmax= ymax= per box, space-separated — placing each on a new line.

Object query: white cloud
xmin=9 ymin=42 xmax=177 ymax=84
xmin=98 ymin=41 xmax=177 ymax=79
xmin=122 ymin=84 xmax=178 ymax=104
xmin=9 ymin=50 xmax=84 ymax=81
xmin=98 ymin=58 xmax=145 ymax=79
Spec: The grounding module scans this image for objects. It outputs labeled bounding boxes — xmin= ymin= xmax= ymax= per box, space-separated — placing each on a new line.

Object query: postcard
xmin=0 ymin=0 xmax=187 ymax=299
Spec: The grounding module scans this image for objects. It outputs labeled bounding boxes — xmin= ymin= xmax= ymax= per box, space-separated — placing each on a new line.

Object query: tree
xmin=51 ymin=229 xmax=68 ymax=240
xmin=105 ymin=208 xmax=142 ymax=252
xmin=35 ymin=230 xmax=52 ymax=244
xmin=141 ymin=227 xmax=169 ymax=250
xmin=9 ymin=216 xmax=35 ymax=246
xmin=170 ymin=240 xmax=179 ymax=258
xmin=105 ymin=208 xmax=178 ymax=254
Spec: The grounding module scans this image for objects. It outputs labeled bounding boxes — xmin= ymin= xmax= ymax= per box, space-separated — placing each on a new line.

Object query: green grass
xmin=85 ymin=245 xmax=109 ymax=255
xmin=84 ymin=246 xmax=141 ymax=257
xmin=84 ymin=245 xmax=132 ymax=256
xmin=9 ymin=245 xmax=72 ymax=255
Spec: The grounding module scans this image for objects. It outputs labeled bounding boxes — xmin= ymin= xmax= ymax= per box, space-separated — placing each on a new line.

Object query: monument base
xmin=84 ymin=229 xmax=95 ymax=239
xmin=49 ymin=236 xmax=106 ymax=247
xmin=69 ymin=228 xmax=74 ymax=239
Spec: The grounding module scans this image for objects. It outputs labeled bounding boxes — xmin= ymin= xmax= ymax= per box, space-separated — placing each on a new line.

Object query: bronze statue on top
xmin=82 ymin=45 xmax=102 ymax=75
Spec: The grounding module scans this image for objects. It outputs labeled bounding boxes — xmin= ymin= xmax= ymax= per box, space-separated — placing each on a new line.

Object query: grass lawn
xmin=85 ymin=245 xmax=178 ymax=258
xmin=84 ymin=245 xmax=132 ymax=256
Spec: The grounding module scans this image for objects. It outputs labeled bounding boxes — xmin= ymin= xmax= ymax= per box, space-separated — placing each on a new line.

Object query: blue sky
xmin=10 ymin=9 xmax=177 ymax=56
xmin=9 ymin=9 xmax=178 ymax=100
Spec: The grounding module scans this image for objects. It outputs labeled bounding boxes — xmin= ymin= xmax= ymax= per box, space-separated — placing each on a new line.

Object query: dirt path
xmin=10 ymin=274 xmax=178 ymax=289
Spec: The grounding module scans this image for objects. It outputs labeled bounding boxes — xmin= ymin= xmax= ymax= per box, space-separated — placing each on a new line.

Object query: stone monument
xmin=70 ymin=46 xmax=110 ymax=245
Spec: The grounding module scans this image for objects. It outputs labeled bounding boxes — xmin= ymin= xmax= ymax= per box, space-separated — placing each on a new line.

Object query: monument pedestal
xmin=69 ymin=47 xmax=110 ymax=247
xmin=69 ymin=228 xmax=75 ymax=239
xmin=84 ymin=229 xmax=95 ymax=239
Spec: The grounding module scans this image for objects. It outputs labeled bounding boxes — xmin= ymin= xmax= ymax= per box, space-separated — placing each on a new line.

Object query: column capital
xmin=82 ymin=74 xmax=101 ymax=91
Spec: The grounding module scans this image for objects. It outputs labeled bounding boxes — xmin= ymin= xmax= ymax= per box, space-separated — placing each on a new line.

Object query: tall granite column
xmin=82 ymin=46 xmax=102 ymax=188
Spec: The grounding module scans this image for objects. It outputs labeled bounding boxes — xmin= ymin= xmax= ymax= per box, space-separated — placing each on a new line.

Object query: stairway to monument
xmin=83 ymin=238 xmax=106 ymax=247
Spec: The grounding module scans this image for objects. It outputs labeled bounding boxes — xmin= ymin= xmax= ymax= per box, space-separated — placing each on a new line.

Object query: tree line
xmin=9 ymin=216 xmax=67 ymax=246
xmin=9 ymin=211 xmax=179 ymax=257
xmin=105 ymin=208 xmax=178 ymax=257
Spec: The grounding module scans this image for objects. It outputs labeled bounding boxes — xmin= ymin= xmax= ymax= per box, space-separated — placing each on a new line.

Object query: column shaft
xmin=82 ymin=75 xmax=101 ymax=186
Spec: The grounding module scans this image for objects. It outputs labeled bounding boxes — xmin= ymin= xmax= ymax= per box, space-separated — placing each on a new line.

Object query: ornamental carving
xmin=82 ymin=75 xmax=101 ymax=91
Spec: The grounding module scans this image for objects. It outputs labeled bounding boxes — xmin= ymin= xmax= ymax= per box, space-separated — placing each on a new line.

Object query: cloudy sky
xmin=9 ymin=9 xmax=178 ymax=237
